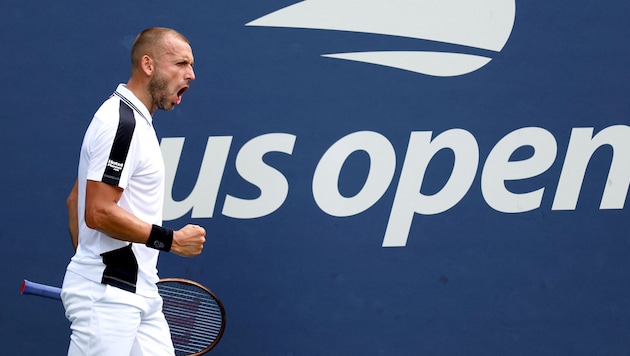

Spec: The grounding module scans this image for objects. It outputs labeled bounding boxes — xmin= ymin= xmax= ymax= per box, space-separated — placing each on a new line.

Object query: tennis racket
xmin=21 ymin=278 xmax=225 ymax=355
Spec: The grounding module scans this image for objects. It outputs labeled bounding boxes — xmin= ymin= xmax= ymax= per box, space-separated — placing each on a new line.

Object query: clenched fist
xmin=171 ymin=224 xmax=206 ymax=257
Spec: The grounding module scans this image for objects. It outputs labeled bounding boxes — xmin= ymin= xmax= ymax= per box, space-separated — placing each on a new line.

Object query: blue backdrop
xmin=2 ymin=1 xmax=630 ymax=355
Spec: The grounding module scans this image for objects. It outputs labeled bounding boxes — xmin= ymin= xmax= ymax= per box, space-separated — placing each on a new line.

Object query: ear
xmin=140 ymin=55 xmax=154 ymax=76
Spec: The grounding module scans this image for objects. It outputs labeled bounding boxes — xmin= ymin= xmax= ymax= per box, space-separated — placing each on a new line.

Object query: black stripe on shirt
xmin=113 ymin=91 xmax=149 ymax=123
xmin=101 ymin=244 xmax=138 ymax=293
xmin=102 ymin=101 xmax=136 ymax=186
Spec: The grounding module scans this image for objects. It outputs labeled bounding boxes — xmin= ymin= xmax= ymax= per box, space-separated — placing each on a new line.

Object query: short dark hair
xmin=130 ymin=27 xmax=190 ymax=68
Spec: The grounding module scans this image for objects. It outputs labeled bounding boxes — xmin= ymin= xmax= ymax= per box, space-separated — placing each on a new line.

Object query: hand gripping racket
xmin=21 ymin=278 xmax=225 ymax=355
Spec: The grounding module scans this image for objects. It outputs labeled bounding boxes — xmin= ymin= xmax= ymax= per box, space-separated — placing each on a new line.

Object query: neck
xmin=125 ymin=77 xmax=156 ymax=115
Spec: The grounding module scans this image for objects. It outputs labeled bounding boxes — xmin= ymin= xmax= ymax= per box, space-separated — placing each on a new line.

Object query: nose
xmin=187 ymin=66 xmax=196 ymax=81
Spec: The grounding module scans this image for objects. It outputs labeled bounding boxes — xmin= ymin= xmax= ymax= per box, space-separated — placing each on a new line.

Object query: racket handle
xmin=21 ymin=280 xmax=62 ymax=300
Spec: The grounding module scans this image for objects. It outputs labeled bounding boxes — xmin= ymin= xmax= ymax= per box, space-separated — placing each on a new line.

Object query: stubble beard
xmin=149 ymin=70 xmax=175 ymax=112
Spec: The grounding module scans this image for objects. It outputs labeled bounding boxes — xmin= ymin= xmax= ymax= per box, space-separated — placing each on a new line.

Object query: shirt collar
xmin=113 ymin=84 xmax=152 ymax=125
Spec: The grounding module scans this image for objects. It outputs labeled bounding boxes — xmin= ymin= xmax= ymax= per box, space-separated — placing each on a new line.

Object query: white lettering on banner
xmin=552 ymin=125 xmax=630 ymax=210
xmin=222 ymin=133 xmax=296 ymax=219
xmin=312 ymin=131 xmax=396 ymax=217
xmin=161 ymin=125 xmax=630 ymax=247
xmin=162 ymin=136 xmax=232 ymax=220
xmin=481 ymin=127 xmax=557 ymax=213
xmin=382 ymin=129 xmax=479 ymax=247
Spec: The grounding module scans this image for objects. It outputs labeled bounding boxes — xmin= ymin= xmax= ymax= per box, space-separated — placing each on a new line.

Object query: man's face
xmin=149 ymin=36 xmax=195 ymax=112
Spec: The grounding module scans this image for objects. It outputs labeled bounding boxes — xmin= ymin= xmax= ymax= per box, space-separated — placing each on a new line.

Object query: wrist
xmin=146 ymin=224 xmax=173 ymax=252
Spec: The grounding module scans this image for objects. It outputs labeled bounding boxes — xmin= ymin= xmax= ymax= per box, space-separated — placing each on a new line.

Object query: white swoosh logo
xmin=247 ymin=0 xmax=516 ymax=76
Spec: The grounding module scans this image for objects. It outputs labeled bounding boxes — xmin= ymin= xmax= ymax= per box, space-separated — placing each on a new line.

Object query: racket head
xmin=157 ymin=278 xmax=226 ymax=355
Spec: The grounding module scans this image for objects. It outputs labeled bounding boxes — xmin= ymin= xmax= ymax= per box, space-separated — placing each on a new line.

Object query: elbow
xmin=83 ymin=180 xmax=123 ymax=232
xmin=66 ymin=186 xmax=78 ymax=209
xmin=84 ymin=206 xmax=109 ymax=231
xmin=66 ymin=193 xmax=77 ymax=210
xmin=84 ymin=210 xmax=99 ymax=230
xmin=67 ymin=179 xmax=79 ymax=207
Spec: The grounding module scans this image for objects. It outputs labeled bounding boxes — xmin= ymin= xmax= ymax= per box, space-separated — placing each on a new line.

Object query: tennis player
xmin=61 ymin=27 xmax=206 ymax=356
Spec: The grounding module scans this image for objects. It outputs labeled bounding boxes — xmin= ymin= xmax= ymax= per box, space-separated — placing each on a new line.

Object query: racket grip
xmin=21 ymin=280 xmax=62 ymax=300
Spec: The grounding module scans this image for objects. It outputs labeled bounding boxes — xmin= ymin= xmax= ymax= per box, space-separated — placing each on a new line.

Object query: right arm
xmin=85 ymin=179 xmax=205 ymax=256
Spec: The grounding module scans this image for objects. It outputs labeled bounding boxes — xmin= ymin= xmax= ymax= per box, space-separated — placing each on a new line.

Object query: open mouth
xmin=176 ymin=85 xmax=189 ymax=104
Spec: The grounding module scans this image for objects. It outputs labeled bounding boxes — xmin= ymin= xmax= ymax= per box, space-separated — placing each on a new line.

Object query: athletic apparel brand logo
xmin=107 ymin=159 xmax=124 ymax=172
xmin=247 ymin=0 xmax=516 ymax=76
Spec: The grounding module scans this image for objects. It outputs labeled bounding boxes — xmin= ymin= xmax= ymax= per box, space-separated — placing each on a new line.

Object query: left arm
xmin=66 ymin=179 xmax=79 ymax=251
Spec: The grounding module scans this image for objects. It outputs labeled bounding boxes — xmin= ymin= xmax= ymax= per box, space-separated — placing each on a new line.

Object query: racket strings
xmin=158 ymin=281 xmax=225 ymax=355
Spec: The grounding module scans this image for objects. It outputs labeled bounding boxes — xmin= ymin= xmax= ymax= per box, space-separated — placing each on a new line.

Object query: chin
xmin=158 ymin=102 xmax=176 ymax=112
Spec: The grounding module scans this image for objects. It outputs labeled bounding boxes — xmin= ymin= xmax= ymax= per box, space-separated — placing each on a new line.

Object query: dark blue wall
xmin=2 ymin=1 xmax=630 ymax=355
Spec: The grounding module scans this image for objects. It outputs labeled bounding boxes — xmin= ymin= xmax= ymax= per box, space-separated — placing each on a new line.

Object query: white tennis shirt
xmin=67 ymin=84 xmax=165 ymax=297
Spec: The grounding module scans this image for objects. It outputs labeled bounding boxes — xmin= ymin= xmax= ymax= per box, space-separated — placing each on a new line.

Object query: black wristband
xmin=146 ymin=225 xmax=173 ymax=252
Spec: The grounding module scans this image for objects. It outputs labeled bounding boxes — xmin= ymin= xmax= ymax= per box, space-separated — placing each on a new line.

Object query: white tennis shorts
xmin=61 ymin=270 xmax=175 ymax=356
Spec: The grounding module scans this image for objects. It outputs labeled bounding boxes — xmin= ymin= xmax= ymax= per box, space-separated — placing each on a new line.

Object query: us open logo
xmin=247 ymin=0 xmax=516 ymax=76
xmin=164 ymin=0 xmax=629 ymax=248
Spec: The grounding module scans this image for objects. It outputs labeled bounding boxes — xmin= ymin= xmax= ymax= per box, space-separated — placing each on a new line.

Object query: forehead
xmin=159 ymin=36 xmax=194 ymax=62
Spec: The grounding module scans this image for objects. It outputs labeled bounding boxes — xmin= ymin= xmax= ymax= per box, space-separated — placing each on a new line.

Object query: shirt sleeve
xmin=84 ymin=100 xmax=137 ymax=190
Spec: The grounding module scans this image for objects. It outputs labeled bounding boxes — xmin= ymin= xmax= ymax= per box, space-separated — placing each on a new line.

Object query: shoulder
xmin=92 ymin=96 xmax=138 ymax=130
xmin=93 ymin=95 xmax=123 ymax=125
xmin=86 ymin=96 xmax=138 ymax=143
